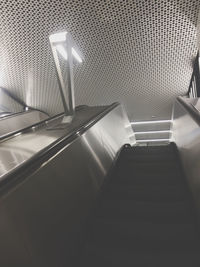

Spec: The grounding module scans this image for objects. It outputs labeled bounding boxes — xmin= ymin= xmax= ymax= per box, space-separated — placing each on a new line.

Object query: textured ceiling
xmin=198 ymin=10 xmax=200 ymax=50
xmin=0 ymin=0 xmax=199 ymax=121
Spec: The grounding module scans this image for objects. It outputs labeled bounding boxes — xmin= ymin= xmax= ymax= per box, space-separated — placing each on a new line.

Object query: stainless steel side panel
xmin=172 ymin=100 xmax=200 ymax=216
xmin=0 ymin=110 xmax=48 ymax=138
xmin=0 ymin=104 xmax=134 ymax=267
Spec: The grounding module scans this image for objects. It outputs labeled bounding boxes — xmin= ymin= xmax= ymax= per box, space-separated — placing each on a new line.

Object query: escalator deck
xmin=79 ymin=143 xmax=200 ymax=267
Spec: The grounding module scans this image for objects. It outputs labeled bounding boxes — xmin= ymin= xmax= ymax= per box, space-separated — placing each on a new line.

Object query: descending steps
xmin=79 ymin=143 xmax=200 ymax=267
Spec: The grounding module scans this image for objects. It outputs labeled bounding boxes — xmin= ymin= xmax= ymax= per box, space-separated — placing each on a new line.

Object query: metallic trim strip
xmin=0 ymin=87 xmax=27 ymax=109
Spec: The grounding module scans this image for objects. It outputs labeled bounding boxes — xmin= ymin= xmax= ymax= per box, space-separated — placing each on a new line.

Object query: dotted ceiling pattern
xmin=197 ymin=10 xmax=200 ymax=50
xmin=0 ymin=0 xmax=199 ymax=121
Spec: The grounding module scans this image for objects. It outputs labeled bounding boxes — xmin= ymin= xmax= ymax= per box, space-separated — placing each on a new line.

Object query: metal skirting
xmin=173 ymin=97 xmax=200 ymax=220
xmin=0 ymin=103 xmax=134 ymax=267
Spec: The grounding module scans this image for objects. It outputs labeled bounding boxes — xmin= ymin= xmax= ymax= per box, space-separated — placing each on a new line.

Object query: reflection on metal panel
xmin=0 ymin=110 xmax=48 ymax=139
xmin=80 ymin=105 xmax=135 ymax=187
xmin=173 ymin=99 xmax=200 ymax=218
xmin=190 ymin=97 xmax=200 ymax=112
xmin=0 ymin=104 xmax=134 ymax=180
xmin=0 ymin=103 xmax=133 ymax=266
xmin=0 ymin=87 xmax=26 ymax=116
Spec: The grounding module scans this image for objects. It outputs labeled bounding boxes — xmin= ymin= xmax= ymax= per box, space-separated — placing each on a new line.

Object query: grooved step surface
xmin=79 ymin=143 xmax=200 ymax=267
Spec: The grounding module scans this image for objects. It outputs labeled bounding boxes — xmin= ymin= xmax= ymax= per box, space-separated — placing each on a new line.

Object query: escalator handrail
xmin=0 ymin=102 xmax=120 ymax=193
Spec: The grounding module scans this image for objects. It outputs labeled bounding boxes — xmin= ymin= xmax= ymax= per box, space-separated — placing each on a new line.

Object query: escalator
xmin=79 ymin=143 xmax=200 ymax=266
xmin=0 ymin=100 xmax=200 ymax=266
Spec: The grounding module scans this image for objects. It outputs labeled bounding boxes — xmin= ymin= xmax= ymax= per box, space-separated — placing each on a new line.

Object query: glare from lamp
xmin=56 ymin=45 xmax=68 ymax=60
xmin=72 ymin=47 xmax=82 ymax=63
xmin=49 ymin=32 xmax=67 ymax=43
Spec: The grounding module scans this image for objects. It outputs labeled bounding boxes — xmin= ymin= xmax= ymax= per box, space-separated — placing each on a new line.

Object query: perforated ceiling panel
xmin=198 ymin=10 xmax=200 ymax=50
xmin=0 ymin=0 xmax=199 ymax=121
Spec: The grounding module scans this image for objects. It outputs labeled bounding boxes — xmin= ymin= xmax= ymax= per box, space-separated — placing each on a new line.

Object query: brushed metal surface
xmin=0 ymin=104 xmax=134 ymax=180
xmin=0 ymin=110 xmax=48 ymax=139
xmin=173 ymin=98 xmax=200 ymax=218
xmin=0 ymin=103 xmax=133 ymax=266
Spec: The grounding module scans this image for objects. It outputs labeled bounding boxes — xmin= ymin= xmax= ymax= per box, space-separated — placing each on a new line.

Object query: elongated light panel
xmin=72 ymin=47 xmax=82 ymax=63
xmin=49 ymin=32 xmax=67 ymax=43
xmin=131 ymin=120 xmax=172 ymax=125
xmin=56 ymin=45 xmax=68 ymax=60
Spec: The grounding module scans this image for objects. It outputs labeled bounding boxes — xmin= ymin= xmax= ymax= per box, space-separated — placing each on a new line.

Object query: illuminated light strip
xmin=137 ymin=139 xmax=171 ymax=142
xmin=72 ymin=47 xmax=82 ymax=63
xmin=49 ymin=32 xmax=67 ymax=43
xmin=56 ymin=44 xmax=68 ymax=60
xmin=56 ymin=46 xmax=82 ymax=63
xmin=131 ymin=120 xmax=172 ymax=125
xmin=135 ymin=130 xmax=172 ymax=135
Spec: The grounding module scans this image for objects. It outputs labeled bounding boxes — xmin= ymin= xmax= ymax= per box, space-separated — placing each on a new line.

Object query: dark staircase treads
xmin=79 ymin=143 xmax=200 ymax=266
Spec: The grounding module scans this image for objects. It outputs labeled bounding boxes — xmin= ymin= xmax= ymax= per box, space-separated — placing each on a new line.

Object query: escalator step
xmin=111 ymin=173 xmax=183 ymax=185
xmin=94 ymin=200 xmax=195 ymax=224
xmin=79 ymin=144 xmax=200 ymax=266
xmin=102 ymin=184 xmax=189 ymax=201
xmin=90 ymin=219 xmax=197 ymax=241
xmin=81 ymin=245 xmax=200 ymax=267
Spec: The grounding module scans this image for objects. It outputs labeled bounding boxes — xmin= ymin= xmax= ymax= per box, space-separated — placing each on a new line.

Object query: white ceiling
xmin=0 ymin=0 xmax=199 ymax=121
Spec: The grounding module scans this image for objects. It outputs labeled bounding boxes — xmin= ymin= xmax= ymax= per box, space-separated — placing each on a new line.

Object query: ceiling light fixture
xmin=135 ymin=130 xmax=172 ymax=134
xmin=49 ymin=32 xmax=67 ymax=43
xmin=137 ymin=139 xmax=171 ymax=142
xmin=49 ymin=31 xmax=83 ymax=124
xmin=72 ymin=47 xmax=82 ymax=63
xmin=56 ymin=45 xmax=68 ymax=60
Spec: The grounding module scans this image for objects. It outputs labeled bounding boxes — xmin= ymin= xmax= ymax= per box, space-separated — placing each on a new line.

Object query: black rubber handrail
xmin=0 ymin=102 xmax=120 ymax=194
